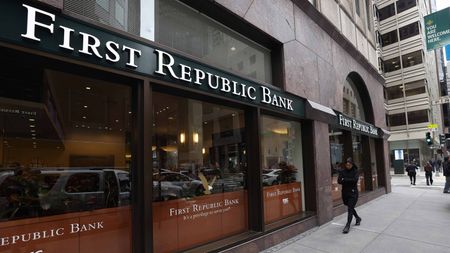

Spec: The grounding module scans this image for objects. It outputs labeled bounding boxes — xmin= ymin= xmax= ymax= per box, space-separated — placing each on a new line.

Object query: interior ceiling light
xmin=29 ymin=125 xmax=35 ymax=128
xmin=85 ymin=86 xmax=91 ymax=90
xmin=83 ymin=105 xmax=88 ymax=108
xmin=230 ymin=46 xmax=236 ymax=51
xmin=29 ymin=118 xmax=35 ymax=122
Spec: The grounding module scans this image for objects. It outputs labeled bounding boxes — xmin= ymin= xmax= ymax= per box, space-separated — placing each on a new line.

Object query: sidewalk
xmin=262 ymin=173 xmax=450 ymax=253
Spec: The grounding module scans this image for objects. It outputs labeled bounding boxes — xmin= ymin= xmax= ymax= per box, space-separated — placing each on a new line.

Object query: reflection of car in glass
xmin=153 ymin=172 xmax=205 ymax=199
xmin=0 ymin=168 xmax=130 ymax=220
xmin=262 ymin=169 xmax=281 ymax=186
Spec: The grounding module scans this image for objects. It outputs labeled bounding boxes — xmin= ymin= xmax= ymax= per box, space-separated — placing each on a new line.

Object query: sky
xmin=436 ymin=0 xmax=450 ymax=10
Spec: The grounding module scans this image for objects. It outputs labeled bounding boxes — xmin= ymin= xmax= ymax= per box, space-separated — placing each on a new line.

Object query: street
xmin=263 ymin=172 xmax=450 ymax=253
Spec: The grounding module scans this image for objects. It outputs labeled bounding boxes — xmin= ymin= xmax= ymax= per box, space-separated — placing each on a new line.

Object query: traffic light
xmin=426 ymin=132 xmax=432 ymax=145
xmin=440 ymin=134 xmax=446 ymax=145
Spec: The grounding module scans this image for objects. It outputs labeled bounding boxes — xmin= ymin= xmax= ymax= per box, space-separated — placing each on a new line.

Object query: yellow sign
xmin=427 ymin=124 xmax=438 ymax=129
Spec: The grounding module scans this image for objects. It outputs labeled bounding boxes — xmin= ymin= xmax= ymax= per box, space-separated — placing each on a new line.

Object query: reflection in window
xmin=399 ymin=22 xmax=420 ymax=40
xmin=381 ymin=30 xmax=398 ymax=47
xmin=152 ymin=92 xmax=248 ymax=252
xmin=383 ymin=57 xmax=401 ymax=72
xmin=342 ymin=78 xmax=366 ymax=121
xmin=402 ymin=50 xmax=423 ymax=68
xmin=396 ymin=0 xmax=416 ymax=14
xmin=329 ymin=128 xmax=344 ymax=206
xmin=65 ymin=0 xmax=137 ymax=33
xmin=378 ymin=4 xmax=395 ymax=21
xmin=156 ymin=0 xmax=272 ymax=84
xmin=352 ymin=134 xmax=365 ymax=193
xmin=261 ymin=115 xmax=304 ymax=224
xmin=407 ymin=110 xmax=428 ymax=124
xmin=0 ymin=56 xmax=132 ymax=252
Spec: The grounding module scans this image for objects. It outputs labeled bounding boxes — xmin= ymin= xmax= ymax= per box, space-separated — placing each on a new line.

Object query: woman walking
xmin=338 ymin=157 xmax=361 ymax=234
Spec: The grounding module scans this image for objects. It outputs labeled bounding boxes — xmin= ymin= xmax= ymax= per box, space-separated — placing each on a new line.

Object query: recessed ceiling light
xmin=128 ymin=111 xmax=132 ymax=114
xmin=168 ymin=117 xmax=174 ymax=120
xmin=115 ymin=119 xmax=119 ymax=123
xmin=29 ymin=125 xmax=35 ymax=128
xmin=30 ymin=129 xmax=36 ymax=133
xmin=83 ymin=105 xmax=88 ymax=108
xmin=231 ymin=46 xmax=236 ymax=51
xmin=29 ymin=118 xmax=35 ymax=122
xmin=85 ymin=86 xmax=91 ymax=90
xmin=32 ymin=137 xmax=36 ymax=140
xmin=232 ymin=113 xmax=236 ymax=117
xmin=82 ymin=116 xmax=87 ymax=119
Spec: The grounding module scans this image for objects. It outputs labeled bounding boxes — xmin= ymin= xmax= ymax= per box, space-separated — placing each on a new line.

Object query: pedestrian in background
xmin=424 ymin=162 xmax=433 ymax=186
xmin=338 ymin=157 xmax=361 ymax=234
xmin=405 ymin=163 xmax=418 ymax=185
xmin=443 ymin=157 xmax=450 ymax=193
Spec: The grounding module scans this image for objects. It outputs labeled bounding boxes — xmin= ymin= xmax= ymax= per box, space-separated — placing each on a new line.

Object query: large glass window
xmin=381 ymin=30 xmax=398 ymax=47
xmin=383 ymin=57 xmax=401 ymax=72
xmin=329 ymin=128 xmax=344 ymax=206
xmin=385 ymin=85 xmax=404 ymax=100
xmin=261 ymin=116 xmax=304 ymax=224
xmin=152 ymin=92 xmax=247 ymax=252
xmin=378 ymin=4 xmax=395 ymax=21
xmin=156 ymin=0 xmax=272 ymax=84
xmin=402 ymin=50 xmax=423 ymax=68
xmin=65 ymin=0 xmax=140 ymax=35
xmin=0 ymin=60 xmax=133 ymax=252
xmin=352 ymin=134 xmax=365 ymax=193
xmin=407 ymin=110 xmax=428 ymax=124
xmin=396 ymin=0 xmax=417 ymax=14
xmin=399 ymin=22 xmax=420 ymax=40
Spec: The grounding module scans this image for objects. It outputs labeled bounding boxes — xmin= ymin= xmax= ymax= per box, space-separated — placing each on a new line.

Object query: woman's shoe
xmin=355 ymin=217 xmax=361 ymax=226
xmin=342 ymin=224 xmax=350 ymax=234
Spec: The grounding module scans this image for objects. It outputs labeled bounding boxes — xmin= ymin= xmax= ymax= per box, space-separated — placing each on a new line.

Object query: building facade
xmin=376 ymin=0 xmax=444 ymax=167
xmin=0 ymin=0 xmax=390 ymax=252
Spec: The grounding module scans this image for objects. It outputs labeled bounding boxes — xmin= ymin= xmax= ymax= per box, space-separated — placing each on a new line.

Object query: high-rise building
xmin=376 ymin=0 xmax=443 ymax=166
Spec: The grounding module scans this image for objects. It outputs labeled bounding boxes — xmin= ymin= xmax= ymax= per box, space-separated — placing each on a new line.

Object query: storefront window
xmin=152 ymin=92 xmax=247 ymax=252
xmin=0 ymin=64 xmax=133 ymax=252
xmin=352 ymin=134 xmax=365 ymax=193
xmin=329 ymin=128 xmax=344 ymax=206
xmin=156 ymin=0 xmax=272 ymax=84
xmin=260 ymin=115 xmax=304 ymax=224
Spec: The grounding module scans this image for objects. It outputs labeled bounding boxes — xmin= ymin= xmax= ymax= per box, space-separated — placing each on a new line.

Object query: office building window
xmin=381 ymin=30 xmax=398 ymax=47
xmin=385 ymin=80 xmax=426 ymax=100
xmin=366 ymin=0 xmax=372 ymax=30
xmin=396 ymin=0 xmax=416 ymax=14
xmin=402 ymin=50 xmax=423 ymax=68
xmin=407 ymin=110 xmax=428 ymax=124
xmin=383 ymin=57 xmax=401 ymax=72
xmin=378 ymin=4 xmax=395 ymax=21
xmin=388 ymin=113 xmax=406 ymax=127
xmin=385 ymin=86 xmax=404 ymax=100
xmin=356 ymin=0 xmax=361 ymax=16
xmin=404 ymin=80 xmax=426 ymax=96
xmin=399 ymin=22 xmax=420 ymax=40
xmin=156 ymin=0 xmax=272 ymax=84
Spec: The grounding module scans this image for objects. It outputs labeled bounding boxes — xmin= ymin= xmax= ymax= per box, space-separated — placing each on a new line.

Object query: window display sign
xmin=0 ymin=0 xmax=305 ymax=117
xmin=0 ymin=207 xmax=131 ymax=253
xmin=153 ymin=191 xmax=247 ymax=252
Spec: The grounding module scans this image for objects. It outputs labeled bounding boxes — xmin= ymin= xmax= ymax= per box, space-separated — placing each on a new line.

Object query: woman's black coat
xmin=338 ymin=165 xmax=359 ymax=208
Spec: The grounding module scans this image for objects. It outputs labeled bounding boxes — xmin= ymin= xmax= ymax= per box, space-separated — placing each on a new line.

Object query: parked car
xmin=262 ymin=169 xmax=281 ymax=186
xmin=153 ymin=172 xmax=205 ymax=198
xmin=0 ymin=168 xmax=131 ymax=220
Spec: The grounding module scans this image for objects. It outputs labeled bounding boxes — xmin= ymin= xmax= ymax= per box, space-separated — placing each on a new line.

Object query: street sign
xmin=427 ymin=123 xmax=438 ymax=129
xmin=425 ymin=7 xmax=450 ymax=51
xmin=431 ymin=96 xmax=450 ymax=105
